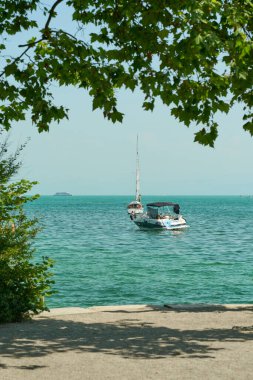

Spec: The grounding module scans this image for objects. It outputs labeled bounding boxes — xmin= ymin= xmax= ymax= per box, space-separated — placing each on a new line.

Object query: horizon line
xmin=27 ymin=194 xmax=253 ymax=197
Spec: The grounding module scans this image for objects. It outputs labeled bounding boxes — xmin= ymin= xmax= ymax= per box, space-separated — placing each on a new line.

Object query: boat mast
xmin=135 ymin=135 xmax=141 ymax=203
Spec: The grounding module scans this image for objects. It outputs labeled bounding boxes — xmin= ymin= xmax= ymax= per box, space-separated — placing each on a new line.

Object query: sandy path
xmin=0 ymin=304 xmax=253 ymax=380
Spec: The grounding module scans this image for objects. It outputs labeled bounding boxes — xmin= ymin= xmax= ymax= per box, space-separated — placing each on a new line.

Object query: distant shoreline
xmin=54 ymin=192 xmax=72 ymax=196
xmin=30 ymin=194 xmax=253 ymax=197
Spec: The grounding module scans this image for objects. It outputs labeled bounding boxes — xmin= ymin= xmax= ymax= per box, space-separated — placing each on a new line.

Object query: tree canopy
xmin=0 ymin=0 xmax=252 ymax=146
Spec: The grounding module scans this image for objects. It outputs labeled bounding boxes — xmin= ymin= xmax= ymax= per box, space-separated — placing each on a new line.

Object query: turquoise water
xmin=27 ymin=196 xmax=253 ymax=307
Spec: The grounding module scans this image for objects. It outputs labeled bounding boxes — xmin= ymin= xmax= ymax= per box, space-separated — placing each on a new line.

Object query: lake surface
xmin=27 ymin=196 xmax=253 ymax=308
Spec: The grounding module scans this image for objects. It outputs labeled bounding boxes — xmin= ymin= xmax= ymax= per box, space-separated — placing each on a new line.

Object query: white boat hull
xmin=127 ymin=207 xmax=144 ymax=215
xmin=133 ymin=215 xmax=188 ymax=230
xmin=127 ymin=200 xmax=143 ymax=215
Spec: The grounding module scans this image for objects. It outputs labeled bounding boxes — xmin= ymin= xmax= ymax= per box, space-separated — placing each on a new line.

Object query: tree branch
xmin=0 ymin=46 xmax=31 ymax=78
xmin=55 ymin=29 xmax=78 ymax=41
xmin=18 ymin=38 xmax=45 ymax=48
xmin=44 ymin=0 xmax=64 ymax=31
xmin=15 ymin=1 xmax=65 ymax=57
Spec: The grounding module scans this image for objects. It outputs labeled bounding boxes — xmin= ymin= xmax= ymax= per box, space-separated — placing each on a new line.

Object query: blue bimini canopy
xmin=147 ymin=202 xmax=180 ymax=214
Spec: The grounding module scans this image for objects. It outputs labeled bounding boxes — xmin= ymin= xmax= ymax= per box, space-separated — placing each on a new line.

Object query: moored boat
xmin=127 ymin=135 xmax=144 ymax=215
xmin=131 ymin=202 xmax=188 ymax=230
xmin=127 ymin=200 xmax=143 ymax=214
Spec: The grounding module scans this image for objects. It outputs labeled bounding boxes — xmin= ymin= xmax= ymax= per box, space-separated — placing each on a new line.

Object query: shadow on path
xmin=1 ymin=310 xmax=253 ymax=366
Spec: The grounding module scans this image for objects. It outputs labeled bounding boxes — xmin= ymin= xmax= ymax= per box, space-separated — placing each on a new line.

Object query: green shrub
xmin=0 ymin=132 xmax=54 ymax=323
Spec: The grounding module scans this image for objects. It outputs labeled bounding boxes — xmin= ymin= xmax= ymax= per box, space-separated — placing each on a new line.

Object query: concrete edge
xmin=36 ymin=304 xmax=253 ymax=318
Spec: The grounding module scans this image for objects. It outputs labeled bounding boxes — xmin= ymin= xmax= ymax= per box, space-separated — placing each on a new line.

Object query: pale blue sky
xmin=9 ymin=84 xmax=253 ymax=196
xmin=4 ymin=4 xmax=253 ymax=195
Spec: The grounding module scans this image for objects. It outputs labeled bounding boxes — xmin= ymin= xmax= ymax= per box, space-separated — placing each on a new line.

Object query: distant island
xmin=54 ymin=192 xmax=72 ymax=196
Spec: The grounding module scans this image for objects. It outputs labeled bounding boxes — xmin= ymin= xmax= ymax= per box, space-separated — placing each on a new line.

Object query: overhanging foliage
xmin=0 ymin=0 xmax=252 ymax=146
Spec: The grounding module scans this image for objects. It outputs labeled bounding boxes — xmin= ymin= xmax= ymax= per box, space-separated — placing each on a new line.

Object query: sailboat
xmin=127 ymin=135 xmax=144 ymax=215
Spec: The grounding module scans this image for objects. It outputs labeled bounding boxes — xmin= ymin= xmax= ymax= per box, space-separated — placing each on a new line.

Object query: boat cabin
xmin=127 ymin=201 xmax=143 ymax=210
xmin=146 ymin=202 xmax=180 ymax=220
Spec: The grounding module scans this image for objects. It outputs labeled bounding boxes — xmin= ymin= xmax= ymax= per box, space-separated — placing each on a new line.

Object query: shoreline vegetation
xmin=0 ymin=133 xmax=54 ymax=323
xmin=1 ymin=304 xmax=253 ymax=379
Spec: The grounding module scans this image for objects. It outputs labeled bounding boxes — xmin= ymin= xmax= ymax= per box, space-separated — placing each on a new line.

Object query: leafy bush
xmin=0 ymin=132 xmax=54 ymax=323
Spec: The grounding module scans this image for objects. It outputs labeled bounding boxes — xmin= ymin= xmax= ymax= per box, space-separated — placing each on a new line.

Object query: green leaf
xmin=243 ymin=120 xmax=253 ymax=135
xmin=4 ymin=63 xmax=18 ymax=76
xmin=194 ymin=124 xmax=218 ymax=147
